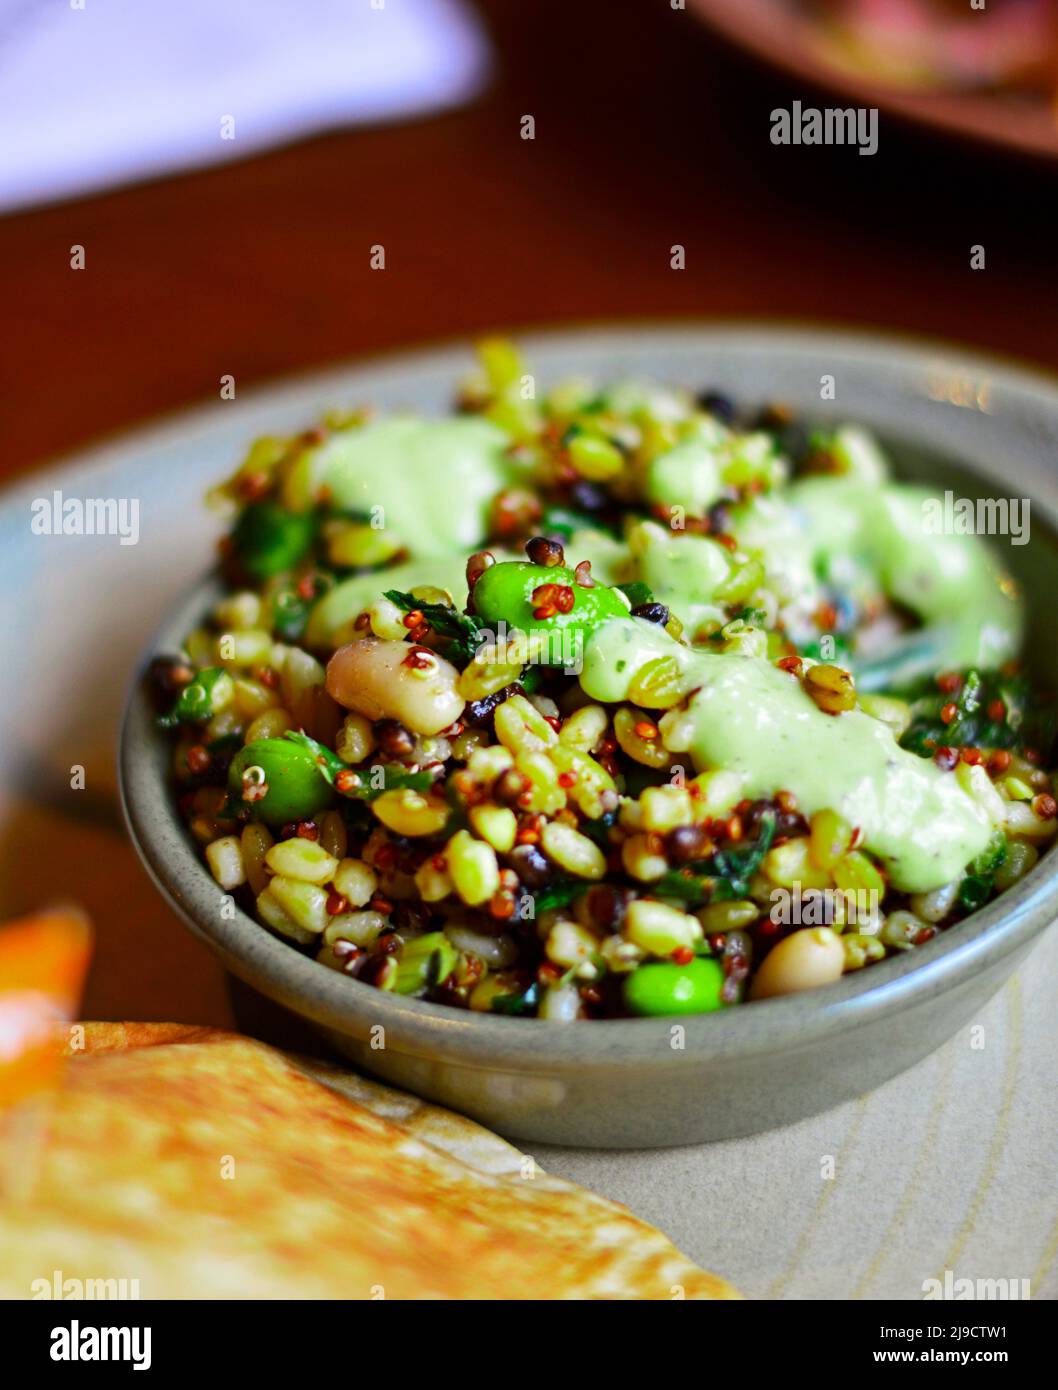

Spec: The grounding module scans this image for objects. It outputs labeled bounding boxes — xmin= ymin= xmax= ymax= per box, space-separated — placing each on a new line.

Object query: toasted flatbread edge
xmin=60 ymin=1022 xmax=739 ymax=1300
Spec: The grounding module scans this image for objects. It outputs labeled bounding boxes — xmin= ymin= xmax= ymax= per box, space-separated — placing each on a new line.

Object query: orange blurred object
xmin=0 ymin=908 xmax=93 ymax=1109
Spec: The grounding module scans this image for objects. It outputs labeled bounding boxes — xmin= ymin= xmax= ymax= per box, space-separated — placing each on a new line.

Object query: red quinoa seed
xmin=186 ymin=745 xmax=211 ymax=775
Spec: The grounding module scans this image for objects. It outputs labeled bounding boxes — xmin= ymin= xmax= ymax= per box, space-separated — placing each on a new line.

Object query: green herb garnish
xmin=273 ymin=589 xmax=312 ymax=642
xmin=540 ymin=505 xmax=619 ymax=540
xmin=900 ymin=668 xmax=1055 ymax=761
xmin=157 ymin=666 xmax=232 ymax=729
xmin=490 ymin=982 xmax=541 ymax=1016
xmin=618 ymin=581 xmax=655 ymax=608
xmin=284 ymin=731 xmax=434 ymax=800
xmin=958 ymin=830 xmax=1007 ymax=913
xmin=653 ymin=871 xmax=717 ymax=906
xmin=711 ymin=808 xmax=776 ymax=896
xmin=231 ymin=501 xmax=317 ymax=579
xmin=272 ymin=574 xmax=335 ymax=642
xmin=532 ymin=878 xmax=586 ymax=914
xmin=655 ymin=808 xmax=777 ymax=905
xmin=384 ymin=590 xmax=486 ymax=665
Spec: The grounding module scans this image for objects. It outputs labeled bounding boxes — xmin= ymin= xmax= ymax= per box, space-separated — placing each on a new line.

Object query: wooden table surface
xmin=2 ymin=0 xmax=1055 ymax=1029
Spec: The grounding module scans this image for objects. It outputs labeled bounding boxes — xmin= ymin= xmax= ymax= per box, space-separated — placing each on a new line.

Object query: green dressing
xmin=308 ymin=417 xmax=515 ymax=558
xmin=631 ymin=522 xmax=732 ymax=633
xmin=787 ymin=478 xmax=1023 ymax=686
xmin=644 ymin=433 xmax=724 ymax=515
xmin=581 ymin=618 xmax=992 ymax=892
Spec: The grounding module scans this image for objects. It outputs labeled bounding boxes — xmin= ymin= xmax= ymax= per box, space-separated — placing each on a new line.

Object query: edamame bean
xmin=471 ymin=561 xmax=629 ymax=664
xmin=228 ymin=737 xmax=336 ymax=826
xmin=230 ymin=501 xmax=317 ymax=580
xmin=623 ymin=956 xmax=725 ymax=1016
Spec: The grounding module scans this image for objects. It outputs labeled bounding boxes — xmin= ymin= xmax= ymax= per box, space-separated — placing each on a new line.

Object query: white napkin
xmin=0 ymin=0 xmax=491 ymax=214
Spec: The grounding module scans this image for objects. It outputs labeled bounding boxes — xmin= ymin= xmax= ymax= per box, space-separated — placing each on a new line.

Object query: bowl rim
xmin=118 ymin=321 xmax=1058 ymax=1070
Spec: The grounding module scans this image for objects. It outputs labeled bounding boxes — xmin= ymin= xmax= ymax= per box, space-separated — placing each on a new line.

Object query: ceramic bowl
xmin=119 ymin=324 xmax=1058 ymax=1147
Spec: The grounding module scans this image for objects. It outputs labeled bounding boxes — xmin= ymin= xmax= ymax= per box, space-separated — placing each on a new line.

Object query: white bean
xmin=326 ymin=637 xmax=464 ymax=736
xmin=750 ymin=927 xmax=845 ymax=1000
xmin=909 ymin=878 xmax=962 ymax=923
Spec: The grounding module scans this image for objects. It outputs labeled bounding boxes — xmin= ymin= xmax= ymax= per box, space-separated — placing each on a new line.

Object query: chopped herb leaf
xmin=579 ymin=811 xmax=616 ymax=851
xmin=283 ymin=729 xmax=345 ymax=782
xmin=711 ymin=808 xmax=776 ymax=896
xmin=653 ymin=870 xmax=716 ymax=906
xmin=655 ymin=808 xmax=776 ymax=905
xmin=284 ymin=730 xmax=434 ymax=800
xmin=899 ymin=668 xmax=1056 ymax=761
xmin=345 ymin=764 xmax=436 ymax=800
xmin=958 ymin=830 xmax=1007 ymax=912
xmin=532 ymin=879 xmax=586 ymax=914
xmin=273 ymin=589 xmax=312 ymax=642
xmin=800 ymin=633 xmax=852 ymax=663
xmin=157 ymin=666 xmax=231 ymax=729
xmin=619 ymin=581 xmax=655 ymax=608
xmin=384 ymin=590 xmax=486 ymax=664
xmin=540 ymin=505 xmax=619 ymax=540
xmin=731 ymin=605 xmax=769 ymax=627
xmin=491 ymin=982 xmax=540 ymax=1016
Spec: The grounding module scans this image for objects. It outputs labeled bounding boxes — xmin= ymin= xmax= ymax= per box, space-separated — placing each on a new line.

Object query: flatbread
xmin=0 ymin=1023 xmax=738 ymax=1300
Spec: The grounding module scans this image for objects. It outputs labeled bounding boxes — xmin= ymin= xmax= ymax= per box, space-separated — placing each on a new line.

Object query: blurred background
xmin=1 ymin=0 xmax=1056 ymax=480
xmin=1 ymin=0 xmax=1056 ymax=1027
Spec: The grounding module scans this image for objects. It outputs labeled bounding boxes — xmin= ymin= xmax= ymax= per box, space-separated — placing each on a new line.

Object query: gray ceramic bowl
xmin=120 ymin=324 xmax=1058 ymax=1148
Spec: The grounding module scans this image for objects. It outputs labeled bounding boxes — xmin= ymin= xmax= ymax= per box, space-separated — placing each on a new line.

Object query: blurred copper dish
xmin=688 ymin=0 xmax=1058 ymax=161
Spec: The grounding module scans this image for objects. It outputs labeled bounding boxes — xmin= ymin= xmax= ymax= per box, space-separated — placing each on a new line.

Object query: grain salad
xmin=151 ymin=341 xmax=1057 ymax=1020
